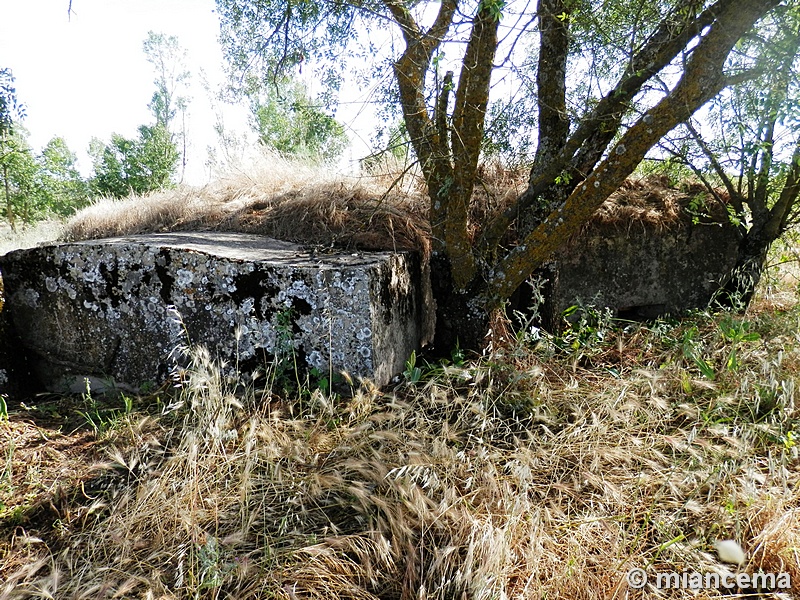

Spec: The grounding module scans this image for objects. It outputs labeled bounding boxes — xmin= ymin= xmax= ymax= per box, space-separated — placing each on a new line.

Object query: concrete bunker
xmin=0 ymin=174 xmax=741 ymax=396
xmin=539 ymin=177 xmax=740 ymax=328
xmin=0 ymin=232 xmax=430 ymax=393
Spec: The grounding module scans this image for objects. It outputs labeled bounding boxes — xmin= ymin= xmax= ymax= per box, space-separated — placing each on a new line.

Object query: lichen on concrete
xmin=0 ymin=232 xmax=427 ymax=392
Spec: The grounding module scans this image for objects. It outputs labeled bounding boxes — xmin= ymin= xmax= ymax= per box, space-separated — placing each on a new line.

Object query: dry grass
xmin=61 ymin=154 xmax=431 ymax=256
xmin=2 ymin=268 xmax=799 ymax=599
xmin=0 ymin=220 xmax=64 ymax=255
xmin=2 ymin=160 xmax=793 ymax=598
xmin=589 ymin=175 xmax=728 ymax=232
xmin=60 ymin=158 xmax=724 ymax=261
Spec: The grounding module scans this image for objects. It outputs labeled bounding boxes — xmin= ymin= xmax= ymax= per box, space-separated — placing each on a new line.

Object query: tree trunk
xmin=387 ymin=0 xmax=779 ymax=352
xmin=720 ymin=139 xmax=800 ymax=308
xmin=718 ymin=233 xmax=771 ymax=308
xmin=429 ymin=253 xmax=491 ymax=352
xmin=483 ymin=0 xmax=780 ymax=306
xmin=2 ymin=161 xmax=14 ymax=232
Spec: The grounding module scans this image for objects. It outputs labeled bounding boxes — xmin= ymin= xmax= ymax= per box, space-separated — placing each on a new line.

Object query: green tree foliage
xmin=90 ymin=124 xmax=179 ymax=198
xmin=0 ymin=71 xmax=88 ymax=225
xmin=217 ymin=0 xmax=786 ymax=349
xmin=89 ymin=32 xmax=186 ymax=199
xmin=143 ymin=31 xmax=191 ymax=181
xmin=36 ymin=136 xmax=91 ymax=216
xmin=0 ymin=68 xmax=26 ymax=229
xmin=0 ymin=129 xmax=89 ymax=223
xmin=246 ymin=78 xmax=348 ymax=161
xmin=1 ymin=130 xmax=38 ymax=225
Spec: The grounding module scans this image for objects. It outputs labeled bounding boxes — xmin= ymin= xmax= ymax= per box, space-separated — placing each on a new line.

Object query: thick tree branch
xmin=478 ymin=0 xmax=737 ymax=256
xmin=435 ymin=70 xmax=454 ymax=152
xmin=751 ymin=113 xmax=776 ymax=220
xmin=531 ymin=0 xmax=570 ymax=179
xmin=389 ymin=0 xmax=458 ymax=197
xmin=483 ymin=0 xmax=780 ymax=304
xmin=443 ymin=3 xmax=501 ymax=286
xmin=383 ymin=1 xmax=422 ymax=44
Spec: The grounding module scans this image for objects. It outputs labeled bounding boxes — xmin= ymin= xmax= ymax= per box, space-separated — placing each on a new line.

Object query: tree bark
xmin=520 ymin=0 xmax=571 ymax=230
xmin=428 ymin=253 xmax=491 ymax=351
xmin=388 ymin=1 xmax=503 ymax=350
xmin=719 ymin=234 xmax=771 ymax=308
xmin=721 ymin=139 xmax=800 ymax=306
xmin=482 ymin=0 xmax=780 ymax=309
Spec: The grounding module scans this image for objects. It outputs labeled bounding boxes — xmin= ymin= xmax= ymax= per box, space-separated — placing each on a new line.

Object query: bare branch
xmin=435 ymin=71 xmax=454 ymax=153
xmin=684 ymin=119 xmax=742 ymax=215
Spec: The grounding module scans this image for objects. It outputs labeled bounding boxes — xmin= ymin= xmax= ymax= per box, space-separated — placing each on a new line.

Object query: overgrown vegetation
xmin=0 ymin=26 xmax=349 ymax=224
xmin=2 ymin=253 xmax=799 ymax=598
xmin=245 ymin=76 xmax=349 ymax=162
xmin=2 ymin=2 xmax=800 ymax=595
xmin=59 ymin=152 xmax=431 ymax=251
xmin=217 ymin=0 xmax=800 ymax=349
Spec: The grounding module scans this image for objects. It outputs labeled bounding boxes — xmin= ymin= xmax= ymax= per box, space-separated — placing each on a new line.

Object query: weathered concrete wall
xmin=0 ymin=232 xmax=428 ymax=393
xmin=548 ymin=218 xmax=739 ymax=323
xmin=0 ymin=304 xmax=35 ymax=399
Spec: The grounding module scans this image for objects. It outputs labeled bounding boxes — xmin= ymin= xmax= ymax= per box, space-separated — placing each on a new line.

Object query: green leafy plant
xmin=681 ymin=326 xmax=716 ymax=380
xmin=718 ymin=315 xmax=760 ymax=371
xmin=307 ymin=366 xmax=344 ymax=397
xmin=78 ymin=380 xmax=135 ymax=437
xmin=483 ymin=0 xmax=506 ymax=22
xmin=686 ymin=193 xmax=711 ymax=224
xmin=194 ymin=536 xmax=237 ymax=591
xmin=403 ymin=350 xmax=423 ymax=385
xmin=245 ymin=77 xmax=348 ymax=162
xmin=267 ymin=306 xmax=303 ymax=395
xmin=556 ymin=301 xmax=614 ymax=360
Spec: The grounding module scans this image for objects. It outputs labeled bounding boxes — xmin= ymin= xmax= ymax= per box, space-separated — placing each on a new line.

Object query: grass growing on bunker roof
xmin=59 ymin=153 xmax=720 ymax=257
xmin=60 ymin=153 xmax=432 ymax=256
xmin=2 ymin=255 xmax=800 ymax=599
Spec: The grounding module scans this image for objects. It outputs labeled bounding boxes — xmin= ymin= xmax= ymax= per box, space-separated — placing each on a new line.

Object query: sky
xmin=0 ymin=0 xmax=303 ymax=184
xmin=0 ymin=1 xmax=532 ymax=187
